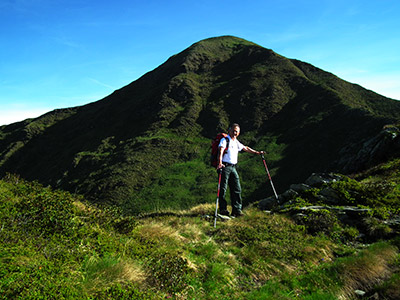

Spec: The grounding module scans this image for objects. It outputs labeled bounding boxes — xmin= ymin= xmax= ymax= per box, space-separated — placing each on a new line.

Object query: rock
xmin=258 ymin=196 xmax=279 ymax=210
xmin=354 ymin=290 xmax=366 ymax=297
xmin=340 ymin=206 xmax=370 ymax=216
xmin=337 ymin=125 xmax=400 ymax=173
xmin=384 ymin=216 xmax=400 ymax=230
xmin=297 ymin=205 xmax=328 ymax=211
xmin=305 ymin=173 xmax=342 ymax=187
xmin=287 ymin=205 xmax=371 ymax=226
xmin=292 ymin=213 xmax=307 ymax=221
xmin=281 ymin=189 xmax=298 ymax=201
xmin=289 ymin=183 xmax=311 ymax=193
xmin=318 ymin=187 xmax=341 ymax=204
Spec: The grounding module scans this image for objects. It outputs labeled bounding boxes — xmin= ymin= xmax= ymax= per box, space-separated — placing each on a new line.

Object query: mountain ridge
xmin=1 ymin=35 xmax=399 ymax=212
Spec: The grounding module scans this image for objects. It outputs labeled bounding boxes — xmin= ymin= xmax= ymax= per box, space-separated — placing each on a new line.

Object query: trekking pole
xmin=214 ymin=169 xmax=222 ymax=228
xmin=261 ymin=153 xmax=279 ymax=203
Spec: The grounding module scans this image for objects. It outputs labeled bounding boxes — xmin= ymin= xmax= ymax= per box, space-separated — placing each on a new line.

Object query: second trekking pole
xmin=261 ymin=153 xmax=279 ymax=203
xmin=214 ymin=169 xmax=222 ymax=228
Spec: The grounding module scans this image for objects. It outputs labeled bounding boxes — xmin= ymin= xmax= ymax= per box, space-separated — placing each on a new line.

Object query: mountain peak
xmin=169 ymin=36 xmax=272 ymax=74
xmin=189 ymin=35 xmax=259 ymax=50
xmin=1 ymin=37 xmax=399 ymax=211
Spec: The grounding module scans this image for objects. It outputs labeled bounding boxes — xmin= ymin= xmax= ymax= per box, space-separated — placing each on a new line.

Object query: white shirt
xmin=219 ymin=135 xmax=244 ymax=164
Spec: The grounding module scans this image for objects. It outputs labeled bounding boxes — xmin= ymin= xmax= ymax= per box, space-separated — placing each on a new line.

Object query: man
xmin=217 ymin=123 xmax=264 ymax=217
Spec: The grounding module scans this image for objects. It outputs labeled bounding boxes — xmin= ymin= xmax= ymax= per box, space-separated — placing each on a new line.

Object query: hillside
xmin=1 ymin=36 xmax=400 ymax=212
xmin=1 ymin=158 xmax=400 ymax=299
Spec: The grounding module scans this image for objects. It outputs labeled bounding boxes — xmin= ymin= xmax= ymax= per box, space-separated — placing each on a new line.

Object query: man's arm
xmin=217 ymin=146 xmax=225 ymax=169
xmin=243 ymin=146 xmax=264 ymax=155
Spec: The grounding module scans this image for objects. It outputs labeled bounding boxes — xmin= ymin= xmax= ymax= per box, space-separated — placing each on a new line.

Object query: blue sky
xmin=1 ymin=0 xmax=400 ymax=125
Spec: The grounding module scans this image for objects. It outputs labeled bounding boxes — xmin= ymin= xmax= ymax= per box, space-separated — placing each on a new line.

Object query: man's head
xmin=228 ymin=123 xmax=240 ymax=139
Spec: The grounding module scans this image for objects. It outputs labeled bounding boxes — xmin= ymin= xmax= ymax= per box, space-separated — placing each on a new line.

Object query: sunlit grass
xmin=1 ymin=173 xmax=400 ymax=299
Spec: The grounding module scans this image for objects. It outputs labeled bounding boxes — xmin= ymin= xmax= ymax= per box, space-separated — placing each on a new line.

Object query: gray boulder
xmin=337 ymin=126 xmax=400 ymax=173
xmin=318 ymin=187 xmax=341 ymax=204
xmin=258 ymin=196 xmax=279 ymax=210
xmin=305 ymin=173 xmax=342 ymax=187
xmin=281 ymin=189 xmax=298 ymax=201
xmin=289 ymin=183 xmax=311 ymax=193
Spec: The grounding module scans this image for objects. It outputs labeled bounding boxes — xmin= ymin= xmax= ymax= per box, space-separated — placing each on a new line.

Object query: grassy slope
xmin=1 ymin=157 xmax=400 ymax=299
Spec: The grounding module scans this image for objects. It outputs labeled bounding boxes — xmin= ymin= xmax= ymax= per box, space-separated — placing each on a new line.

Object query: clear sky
xmin=1 ymin=0 xmax=400 ymax=126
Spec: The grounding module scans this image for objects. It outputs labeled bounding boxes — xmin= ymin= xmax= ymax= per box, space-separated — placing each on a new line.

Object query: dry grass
xmin=82 ymin=256 xmax=146 ymax=294
xmin=119 ymin=259 xmax=147 ymax=284
xmin=135 ymin=222 xmax=185 ymax=246
xmin=180 ymin=222 xmax=207 ymax=243
xmin=188 ymin=203 xmax=215 ymax=216
xmin=338 ymin=244 xmax=398 ymax=299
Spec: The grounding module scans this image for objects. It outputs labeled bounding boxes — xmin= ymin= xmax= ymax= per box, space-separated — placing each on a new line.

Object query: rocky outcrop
xmin=257 ymin=172 xmax=399 ymax=241
xmin=258 ymin=173 xmax=343 ymax=210
xmin=336 ymin=125 xmax=400 ymax=173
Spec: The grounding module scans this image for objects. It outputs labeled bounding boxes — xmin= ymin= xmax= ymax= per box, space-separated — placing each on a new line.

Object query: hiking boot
xmin=219 ymin=209 xmax=230 ymax=216
xmin=231 ymin=211 xmax=244 ymax=217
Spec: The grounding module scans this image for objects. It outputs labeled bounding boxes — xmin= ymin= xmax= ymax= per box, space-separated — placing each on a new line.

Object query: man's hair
xmin=229 ymin=123 xmax=240 ymax=130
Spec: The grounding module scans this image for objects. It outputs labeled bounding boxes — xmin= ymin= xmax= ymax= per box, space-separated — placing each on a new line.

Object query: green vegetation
xmin=1 ymin=36 xmax=400 ymax=212
xmin=125 ymin=159 xmax=215 ymax=212
xmin=1 ymin=35 xmax=400 ymax=298
xmin=1 ymin=163 xmax=400 ymax=299
xmin=282 ymin=160 xmax=400 ymax=220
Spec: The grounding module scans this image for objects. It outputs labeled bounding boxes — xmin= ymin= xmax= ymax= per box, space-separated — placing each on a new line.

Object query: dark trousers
xmin=218 ymin=165 xmax=242 ymax=213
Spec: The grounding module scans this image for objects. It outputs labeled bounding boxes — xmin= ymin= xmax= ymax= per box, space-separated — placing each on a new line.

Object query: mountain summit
xmin=1 ymin=36 xmax=399 ymax=212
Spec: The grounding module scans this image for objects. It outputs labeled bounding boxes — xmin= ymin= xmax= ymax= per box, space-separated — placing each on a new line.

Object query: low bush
xmin=147 ymin=251 xmax=191 ymax=293
xmin=296 ymin=209 xmax=338 ymax=235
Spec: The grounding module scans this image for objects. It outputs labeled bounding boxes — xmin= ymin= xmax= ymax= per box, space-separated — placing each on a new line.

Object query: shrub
xmin=296 ymin=209 xmax=338 ymax=236
xmin=340 ymin=226 xmax=360 ymax=243
xmin=363 ymin=217 xmax=393 ymax=240
xmin=147 ymin=252 xmax=191 ymax=293
xmin=10 ymin=177 xmax=76 ymax=236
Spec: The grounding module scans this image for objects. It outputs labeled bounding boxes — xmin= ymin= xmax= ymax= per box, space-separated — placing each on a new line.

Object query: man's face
xmin=230 ymin=126 xmax=240 ymax=138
